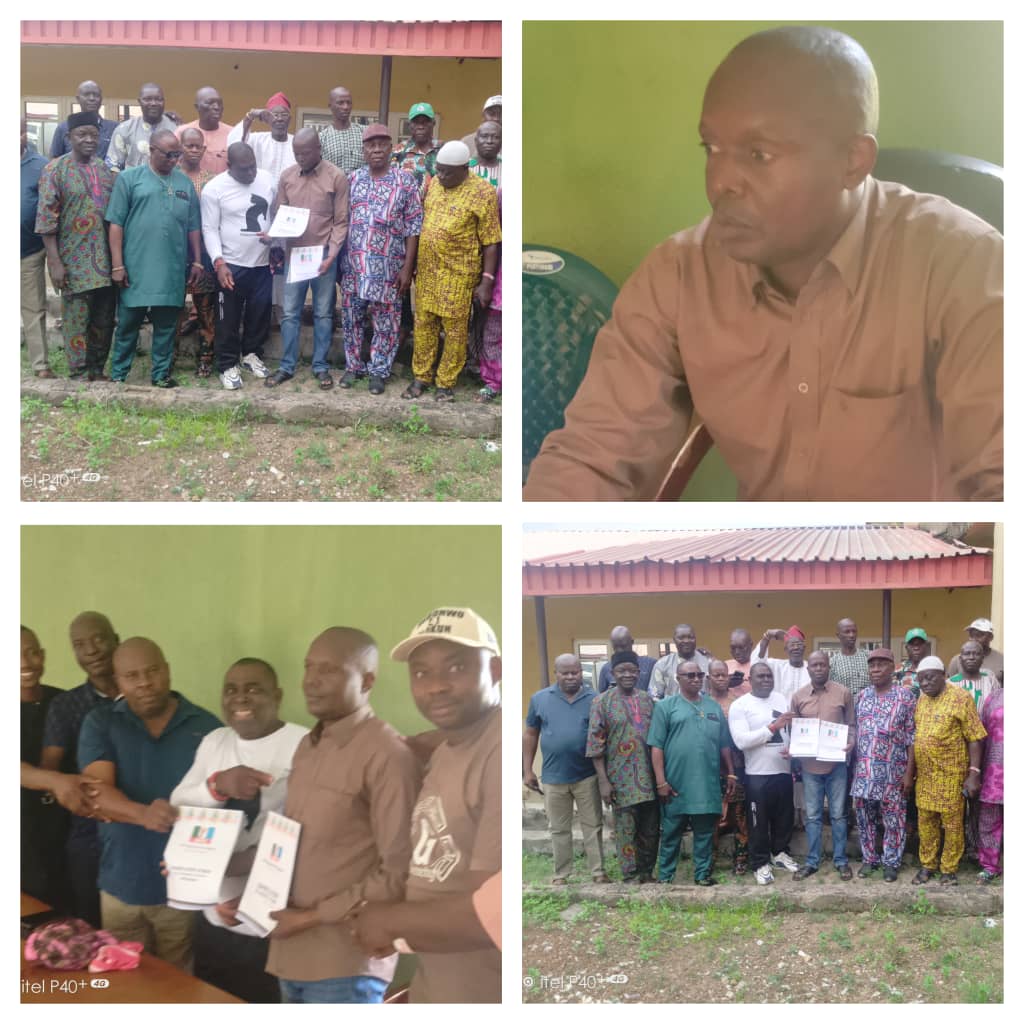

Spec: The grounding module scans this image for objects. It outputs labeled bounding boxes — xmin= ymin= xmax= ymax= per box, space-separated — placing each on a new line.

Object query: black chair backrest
xmin=872 ymin=148 xmax=1003 ymax=232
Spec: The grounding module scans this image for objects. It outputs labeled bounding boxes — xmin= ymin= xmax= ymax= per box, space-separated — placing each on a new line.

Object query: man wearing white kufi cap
xmin=400 ymin=144 xmax=501 ymax=403
xmin=461 ymin=95 xmax=502 ymax=157
xmin=350 ymin=608 xmax=501 ymax=1002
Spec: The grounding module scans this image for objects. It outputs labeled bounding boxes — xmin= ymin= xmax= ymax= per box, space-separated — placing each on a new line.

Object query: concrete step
xmin=524 ymin=828 xmax=862 ymax=861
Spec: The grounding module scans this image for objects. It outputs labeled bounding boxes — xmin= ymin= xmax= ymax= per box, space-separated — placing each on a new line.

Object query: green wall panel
xmin=22 ymin=525 xmax=501 ymax=737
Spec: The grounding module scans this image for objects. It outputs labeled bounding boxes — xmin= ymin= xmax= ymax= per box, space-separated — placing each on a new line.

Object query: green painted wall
xmin=524 ymin=20 xmax=1003 ymax=500
xmin=21 ymin=525 xmax=501 ymax=737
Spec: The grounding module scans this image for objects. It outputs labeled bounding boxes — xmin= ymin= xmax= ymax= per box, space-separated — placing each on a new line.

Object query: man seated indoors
xmin=351 ymin=607 xmax=501 ymax=1004
xmin=170 ymin=658 xmax=307 ymax=1002
xmin=523 ymin=25 xmax=1002 ymax=501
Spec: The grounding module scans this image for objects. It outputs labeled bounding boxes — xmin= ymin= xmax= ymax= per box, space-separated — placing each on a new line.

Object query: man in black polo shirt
xmin=523 ymin=653 xmax=609 ymax=884
xmin=36 ymin=611 xmax=120 ymax=925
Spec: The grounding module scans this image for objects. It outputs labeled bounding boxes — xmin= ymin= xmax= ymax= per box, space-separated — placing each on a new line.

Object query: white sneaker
xmin=772 ymin=852 xmax=800 ymax=873
xmin=220 ymin=365 xmax=243 ymax=390
xmin=755 ymin=864 xmax=774 ymax=886
xmin=241 ymin=353 xmax=270 ymax=378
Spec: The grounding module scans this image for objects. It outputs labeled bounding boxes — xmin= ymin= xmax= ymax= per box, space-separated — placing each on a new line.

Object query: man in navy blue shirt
xmin=49 ymin=80 xmax=118 ymax=159
xmin=524 ymin=653 xmax=609 ymax=884
xmin=79 ymin=637 xmax=220 ymax=968
xmin=597 ymin=625 xmax=657 ymax=693
xmin=21 ymin=116 xmax=52 ymax=377
xmin=39 ymin=611 xmax=120 ymax=926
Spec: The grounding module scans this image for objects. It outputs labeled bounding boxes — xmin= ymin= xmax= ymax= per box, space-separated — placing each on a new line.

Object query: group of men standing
xmin=22 ymin=607 xmax=501 ymax=1003
xmin=524 ymin=616 xmax=1003 ymax=889
xmin=22 ymin=80 xmax=502 ymax=402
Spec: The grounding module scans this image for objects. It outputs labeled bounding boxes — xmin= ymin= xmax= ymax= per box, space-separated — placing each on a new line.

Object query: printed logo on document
xmin=189 ymin=826 xmax=216 ymax=844
xmin=270 ymin=843 xmax=284 ymax=863
xmin=408 ymin=795 xmax=461 ymax=884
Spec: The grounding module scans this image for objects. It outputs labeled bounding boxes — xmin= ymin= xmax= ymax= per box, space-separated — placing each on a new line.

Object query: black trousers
xmin=216 ymin=264 xmax=272 ymax=371
xmin=193 ymin=912 xmax=280 ymax=1003
xmin=66 ymin=830 xmax=102 ymax=927
xmin=745 ymin=772 xmax=795 ymax=870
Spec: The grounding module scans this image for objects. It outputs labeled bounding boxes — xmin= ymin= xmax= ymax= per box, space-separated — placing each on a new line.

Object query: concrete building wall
xmin=522 ymin=585 xmax=993 ymax=718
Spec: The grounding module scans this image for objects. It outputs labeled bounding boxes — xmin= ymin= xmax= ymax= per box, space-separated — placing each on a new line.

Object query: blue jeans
xmin=279 ymin=252 xmax=337 ymax=375
xmin=802 ymin=762 xmax=849 ymax=868
xmin=279 ymin=975 xmax=387 ymax=1004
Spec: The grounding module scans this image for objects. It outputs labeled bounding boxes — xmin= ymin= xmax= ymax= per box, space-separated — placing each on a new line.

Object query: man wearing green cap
xmin=895 ymin=628 xmax=930 ymax=695
xmin=393 ymin=103 xmax=441 ymax=199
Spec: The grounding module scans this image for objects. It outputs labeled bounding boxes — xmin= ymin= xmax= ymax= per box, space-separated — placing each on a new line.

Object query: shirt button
xmin=797 ymin=382 xmax=809 ymax=394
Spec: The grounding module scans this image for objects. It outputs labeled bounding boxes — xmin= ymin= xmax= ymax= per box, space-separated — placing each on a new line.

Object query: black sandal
xmin=401 ymin=380 xmax=428 ymax=400
xmin=434 ymin=387 xmax=455 ymax=403
xmin=912 ymin=868 xmax=933 ymax=885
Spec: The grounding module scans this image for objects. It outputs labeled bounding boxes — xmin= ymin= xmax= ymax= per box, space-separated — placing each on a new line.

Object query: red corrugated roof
xmin=523 ymin=527 xmax=992 ymax=596
xmin=21 ymin=21 xmax=501 ymax=59
xmin=526 ymin=526 xmax=987 ymax=566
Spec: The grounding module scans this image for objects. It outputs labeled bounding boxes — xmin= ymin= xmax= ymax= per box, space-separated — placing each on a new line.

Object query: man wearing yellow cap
xmin=351 ymin=608 xmax=501 ymax=1003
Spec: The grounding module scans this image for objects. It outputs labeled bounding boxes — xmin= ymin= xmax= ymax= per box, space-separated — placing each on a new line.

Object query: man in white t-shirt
xmin=753 ymin=625 xmax=811 ymax=699
xmin=170 ymin=657 xmax=307 ymax=1002
xmin=728 ymin=662 xmax=799 ymax=885
xmin=200 ymin=142 xmax=278 ymax=389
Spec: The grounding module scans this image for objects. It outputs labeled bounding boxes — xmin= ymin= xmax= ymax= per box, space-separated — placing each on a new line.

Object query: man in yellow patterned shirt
xmin=909 ymin=657 xmax=986 ymax=885
xmin=401 ymin=140 xmax=501 ymax=403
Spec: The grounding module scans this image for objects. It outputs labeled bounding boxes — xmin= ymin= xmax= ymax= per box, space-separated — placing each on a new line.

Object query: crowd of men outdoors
xmin=524 ymin=617 xmax=1003 ymax=889
xmin=22 ymin=607 xmax=501 ymax=1003
xmin=21 ymin=81 xmax=503 ymax=402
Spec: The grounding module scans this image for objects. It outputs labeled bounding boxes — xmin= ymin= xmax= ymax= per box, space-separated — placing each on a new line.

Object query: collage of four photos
xmin=18 ymin=14 xmax=1005 ymax=1008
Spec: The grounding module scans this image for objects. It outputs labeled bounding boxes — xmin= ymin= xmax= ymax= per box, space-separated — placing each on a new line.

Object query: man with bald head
xmin=725 ymin=628 xmax=754 ymax=694
xmin=525 ymin=25 xmax=1002 ymax=501
xmin=51 ymin=80 xmax=118 ymax=159
xmin=597 ymin=625 xmax=657 ymax=693
xmin=319 ymin=86 xmax=365 ymax=173
xmin=31 ymin=612 xmax=121 ymax=924
xmin=78 ymin=637 xmax=220 ymax=966
xmin=524 ymin=653 xmax=608 ymax=884
xmin=107 ymin=82 xmax=177 ymax=172
xmin=265 ymin=127 xmax=350 ymax=388
xmin=830 ymin=618 xmax=870 ymax=700
xmin=651 ymin=623 xmax=710 ymax=700
xmin=178 ymin=86 xmax=232 ymax=174
xmin=265 ymin=627 xmax=420 ymax=1003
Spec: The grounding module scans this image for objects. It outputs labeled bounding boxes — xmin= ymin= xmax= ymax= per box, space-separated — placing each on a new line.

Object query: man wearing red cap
xmin=754 ymin=626 xmax=810 ymax=699
xmin=227 ymin=93 xmax=296 ymax=185
xmin=339 ymin=124 xmax=422 ymax=394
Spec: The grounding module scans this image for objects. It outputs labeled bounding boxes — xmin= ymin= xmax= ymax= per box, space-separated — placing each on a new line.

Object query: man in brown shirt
xmin=264 ymin=627 xmax=420 ymax=1003
xmin=789 ymin=650 xmax=856 ymax=881
xmin=523 ymin=26 xmax=1002 ymax=501
xmin=265 ymin=127 xmax=350 ymax=388
xmin=351 ymin=607 xmax=502 ymax=1003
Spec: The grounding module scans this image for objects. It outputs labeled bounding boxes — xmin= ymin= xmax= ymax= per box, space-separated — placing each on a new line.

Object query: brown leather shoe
xmin=34 ymin=368 xmax=56 ymax=379
xmin=592 ymin=872 xmax=612 ymax=884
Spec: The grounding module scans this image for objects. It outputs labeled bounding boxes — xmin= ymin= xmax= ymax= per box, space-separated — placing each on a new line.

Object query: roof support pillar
xmin=534 ymin=596 xmax=550 ymax=690
xmin=882 ymin=588 xmax=892 ymax=649
xmin=377 ymin=55 xmax=392 ymax=126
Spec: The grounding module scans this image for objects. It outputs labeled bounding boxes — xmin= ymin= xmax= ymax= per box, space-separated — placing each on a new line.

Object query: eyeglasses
xmin=679 ymin=672 xmax=704 ymax=680
xmin=152 ymin=147 xmax=183 ymax=159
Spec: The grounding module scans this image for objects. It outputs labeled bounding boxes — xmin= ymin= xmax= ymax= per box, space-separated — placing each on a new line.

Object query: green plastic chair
xmin=521 ymin=246 xmax=618 ymax=483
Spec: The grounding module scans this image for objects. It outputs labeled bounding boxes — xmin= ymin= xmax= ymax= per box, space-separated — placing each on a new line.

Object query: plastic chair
xmin=521 ymin=246 xmax=618 ymax=483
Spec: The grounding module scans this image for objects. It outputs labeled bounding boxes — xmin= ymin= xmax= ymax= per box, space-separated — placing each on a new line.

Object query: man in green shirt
xmin=107 ymin=129 xmax=203 ymax=386
xmin=649 ymin=660 xmax=736 ymax=885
